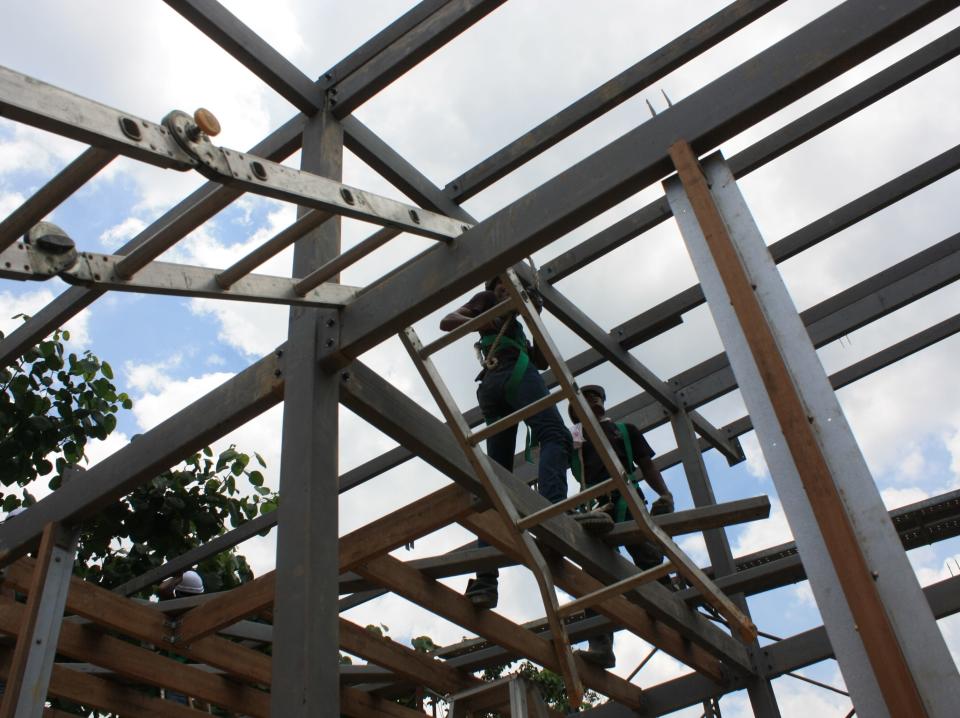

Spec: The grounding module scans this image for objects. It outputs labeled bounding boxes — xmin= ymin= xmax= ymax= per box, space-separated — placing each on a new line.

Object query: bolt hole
xmin=250 ymin=161 xmax=268 ymax=181
xmin=340 ymin=187 xmax=355 ymax=205
xmin=409 ymin=209 xmax=420 ymax=224
xmin=119 ymin=116 xmax=142 ymax=141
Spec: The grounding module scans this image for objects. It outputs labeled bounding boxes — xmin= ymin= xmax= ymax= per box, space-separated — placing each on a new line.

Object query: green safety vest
xmin=571 ymin=422 xmax=641 ymax=521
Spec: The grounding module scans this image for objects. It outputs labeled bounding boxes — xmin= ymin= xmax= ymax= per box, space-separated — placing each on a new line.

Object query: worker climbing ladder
xmin=401 ymin=268 xmax=757 ymax=707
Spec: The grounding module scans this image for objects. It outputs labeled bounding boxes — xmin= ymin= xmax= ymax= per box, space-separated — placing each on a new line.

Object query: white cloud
xmin=731 ymin=500 xmax=794 ymax=557
xmin=0 ymin=287 xmax=91 ymax=348
xmin=99 ymin=217 xmax=147 ymax=250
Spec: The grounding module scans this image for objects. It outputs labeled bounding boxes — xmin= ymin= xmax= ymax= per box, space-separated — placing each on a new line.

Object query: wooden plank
xmin=3 ymin=558 xmax=272 ymax=686
xmin=0 ymin=522 xmax=57 ymax=718
xmin=1 ymin=648 xmax=204 ymax=718
xmin=669 ymin=139 xmax=927 ymax=716
xmin=0 ymin=601 xmax=269 ymax=717
xmin=339 ymin=618 xmax=478 ymax=695
xmin=462 ymin=511 xmax=724 ymax=683
xmin=354 ymin=552 xmax=644 ymax=708
xmin=341 ymin=686 xmax=431 ymax=718
xmin=612 ymin=495 xmax=770 ymax=542
xmin=339 ymin=482 xmax=479 ymax=572
xmin=177 ymin=571 xmax=276 ymax=643
xmin=178 ymin=481 xmax=480 ymax=643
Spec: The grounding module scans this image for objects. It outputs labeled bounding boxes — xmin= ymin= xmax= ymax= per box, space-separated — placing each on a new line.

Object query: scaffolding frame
xmin=1 ymin=0 xmax=960 ymax=715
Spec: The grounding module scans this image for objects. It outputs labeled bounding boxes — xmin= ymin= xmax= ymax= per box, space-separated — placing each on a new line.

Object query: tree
xmin=0 ymin=324 xmax=277 ymax=595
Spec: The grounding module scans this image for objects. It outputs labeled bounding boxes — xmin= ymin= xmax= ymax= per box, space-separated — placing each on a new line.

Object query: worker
xmin=440 ymin=275 xmax=575 ymax=609
xmin=569 ymin=384 xmax=674 ymax=668
xmin=157 ymin=570 xmax=205 ymax=707
xmin=158 ymin=570 xmax=205 ymax=600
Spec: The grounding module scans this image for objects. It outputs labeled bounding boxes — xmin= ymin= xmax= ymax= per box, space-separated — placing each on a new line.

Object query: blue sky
xmin=3 ymin=1 xmax=960 ymax=714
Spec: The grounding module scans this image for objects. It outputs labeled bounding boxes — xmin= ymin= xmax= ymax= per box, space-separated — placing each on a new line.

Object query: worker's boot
xmin=575 ymin=633 xmax=615 ymax=669
xmin=572 ymin=508 xmax=615 ymax=536
xmin=464 ymin=572 xmax=498 ymax=610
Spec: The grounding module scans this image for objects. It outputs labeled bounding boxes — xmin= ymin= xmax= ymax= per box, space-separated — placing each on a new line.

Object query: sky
xmin=2 ymin=1 xmax=960 ymax=715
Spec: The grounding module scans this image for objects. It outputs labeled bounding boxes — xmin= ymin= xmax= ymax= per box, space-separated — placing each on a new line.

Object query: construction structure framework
xmin=0 ymin=0 xmax=959 ymax=715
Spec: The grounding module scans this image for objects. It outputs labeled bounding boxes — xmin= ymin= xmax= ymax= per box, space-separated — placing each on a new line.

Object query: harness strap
xmin=480 ymin=328 xmax=535 ymax=462
xmin=615 ymin=422 xmax=641 ymax=522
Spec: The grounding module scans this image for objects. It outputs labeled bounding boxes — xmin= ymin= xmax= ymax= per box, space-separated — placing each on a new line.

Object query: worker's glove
xmin=650 ymin=492 xmax=674 ymax=516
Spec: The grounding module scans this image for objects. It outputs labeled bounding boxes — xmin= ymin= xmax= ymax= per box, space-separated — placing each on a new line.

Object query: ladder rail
xmin=399 ymin=326 xmax=585 ymax=707
xmin=502 ymin=268 xmax=757 ymax=643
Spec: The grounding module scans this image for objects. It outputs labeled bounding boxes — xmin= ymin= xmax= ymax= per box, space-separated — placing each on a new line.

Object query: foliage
xmin=0 ymin=324 xmax=277 ymax=596
xmin=482 ymin=660 xmax=602 ymax=713
xmin=74 ymin=443 xmax=277 ymax=595
xmin=0 ymin=325 xmax=131 ymax=507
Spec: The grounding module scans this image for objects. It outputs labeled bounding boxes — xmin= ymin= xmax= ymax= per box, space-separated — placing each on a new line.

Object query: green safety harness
xmin=571 ymin=422 xmax=641 ymax=521
xmin=477 ymin=319 xmax=536 ymax=461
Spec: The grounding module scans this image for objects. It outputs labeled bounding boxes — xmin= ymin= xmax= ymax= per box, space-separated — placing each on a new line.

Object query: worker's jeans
xmin=472 ymin=361 xmax=572 ymax=583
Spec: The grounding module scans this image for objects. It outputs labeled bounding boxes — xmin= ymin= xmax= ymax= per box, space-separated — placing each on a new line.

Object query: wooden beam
xmin=461 ymin=511 xmax=725 ymax=683
xmin=0 ymin=522 xmax=57 ymax=718
xmin=3 ymin=558 xmax=271 ymax=686
xmin=670 ymin=139 xmax=926 ymax=717
xmin=341 ymin=686 xmax=433 ymax=718
xmin=0 ymin=600 xmax=269 ymax=717
xmin=611 ymin=495 xmax=770 ymax=543
xmin=339 ymin=482 xmax=480 ymax=573
xmin=0 ymin=648 xmax=203 ymax=718
xmin=339 ymin=618 xmax=479 ymax=696
xmin=178 ymin=482 xmax=481 ymax=643
xmin=354 ymin=552 xmax=644 ymax=708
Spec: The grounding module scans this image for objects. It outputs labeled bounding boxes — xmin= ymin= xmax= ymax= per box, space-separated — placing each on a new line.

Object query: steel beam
xmin=541 ymin=25 xmax=960 ymax=282
xmin=327 ymin=0 xmax=960 ymax=366
xmin=0 ymin=148 xmax=115 ymax=252
xmin=444 ymin=0 xmax=787 ymax=201
xmin=339 ymin=360 xmax=752 ymax=671
xmin=0 ymin=524 xmax=77 ymax=718
xmin=164 ymin=0 xmax=325 ymax=115
xmin=665 ymin=150 xmax=959 ymax=716
xmin=271 ymin=110 xmax=342 ymax=717
xmin=329 ymin=0 xmax=507 ymax=118
xmin=584 ymin=575 xmax=960 ymax=718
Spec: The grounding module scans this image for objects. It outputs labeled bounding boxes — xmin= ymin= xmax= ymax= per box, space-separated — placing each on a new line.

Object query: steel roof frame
xmin=1 ymin=0 xmax=959 ymax=715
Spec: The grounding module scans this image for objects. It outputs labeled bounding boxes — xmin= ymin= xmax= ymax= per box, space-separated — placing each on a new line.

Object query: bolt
xmin=35 ymin=638 xmax=42 ymax=645
xmin=460 ymin=225 xmax=469 ymax=232
xmin=275 ymin=349 xmax=284 ymax=357
xmin=872 ymin=571 xmax=879 ymax=580
xmin=273 ymin=369 xmax=282 ymax=377
xmin=409 ymin=208 xmax=420 ymax=224
xmin=340 ymin=187 xmax=355 ymax=205
xmin=325 ymin=338 xmax=335 ymax=347
xmin=54 ymin=556 xmax=61 ymax=563
xmin=326 ymin=318 xmax=336 ymax=327
xmin=341 ymin=371 xmax=351 ymax=381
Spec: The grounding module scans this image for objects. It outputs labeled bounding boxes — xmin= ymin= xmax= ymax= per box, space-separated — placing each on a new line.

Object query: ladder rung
xmin=557 ymin=562 xmax=674 ymax=618
xmin=419 ymin=298 xmax=516 ymax=357
xmin=515 ymin=478 xmax=616 ymax=530
xmin=469 ymin=391 xmax=565 ymax=446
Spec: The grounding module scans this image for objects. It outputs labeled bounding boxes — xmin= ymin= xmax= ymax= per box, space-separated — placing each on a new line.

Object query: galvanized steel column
xmin=271 ymin=109 xmax=342 ymax=716
xmin=665 ymin=149 xmax=960 ymax=717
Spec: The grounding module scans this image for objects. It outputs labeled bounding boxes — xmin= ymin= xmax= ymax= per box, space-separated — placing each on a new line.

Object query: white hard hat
xmin=175 ymin=570 xmax=205 ymax=595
